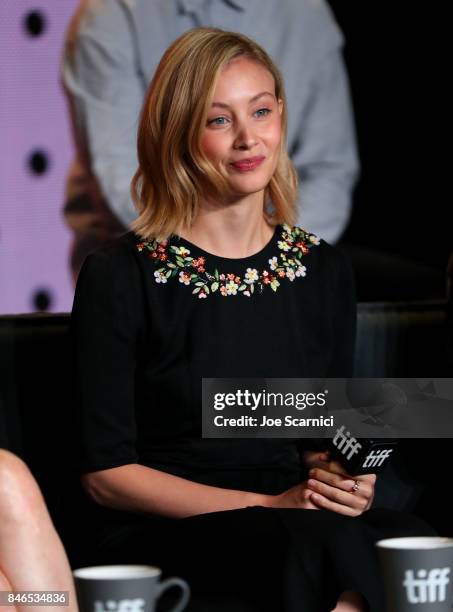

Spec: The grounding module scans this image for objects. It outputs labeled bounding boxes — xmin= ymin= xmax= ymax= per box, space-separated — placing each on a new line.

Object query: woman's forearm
xmin=82 ymin=463 xmax=270 ymax=519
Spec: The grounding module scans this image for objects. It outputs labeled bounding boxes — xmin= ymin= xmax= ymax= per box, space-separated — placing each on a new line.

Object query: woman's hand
xmin=264 ymin=451 xmax=339 ymax=511
xmin=265 ymin=481 xmax=319 ymax=510
xmin=306 ymin=454 xmax=376 ymax=517
xmin=261 ymin=450 xmax=377 ymax=514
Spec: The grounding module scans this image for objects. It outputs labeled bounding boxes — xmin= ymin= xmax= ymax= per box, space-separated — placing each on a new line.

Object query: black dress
xmin=70 ymin=225 xmax=434 ymax=611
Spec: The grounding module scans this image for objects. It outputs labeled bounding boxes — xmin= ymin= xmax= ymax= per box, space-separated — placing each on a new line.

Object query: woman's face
xmin=201 ymin=56 xmax=283 ymax=202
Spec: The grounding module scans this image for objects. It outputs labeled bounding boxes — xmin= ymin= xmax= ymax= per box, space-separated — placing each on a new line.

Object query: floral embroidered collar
xmin=137 ymin=224 xmax=320 ymax=299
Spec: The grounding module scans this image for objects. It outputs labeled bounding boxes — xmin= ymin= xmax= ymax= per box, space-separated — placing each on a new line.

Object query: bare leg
xmin=0 ymin=450 xmax=78 ymax=612
xmin=0 ymin=568 xmax=18 ymax=612
xmin=332 ymin=590 xmax=367 ymax=612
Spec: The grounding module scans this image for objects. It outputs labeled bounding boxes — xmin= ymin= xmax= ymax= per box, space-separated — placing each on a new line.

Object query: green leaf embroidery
xmin=140 ymin=226 xmax=317 ymax=299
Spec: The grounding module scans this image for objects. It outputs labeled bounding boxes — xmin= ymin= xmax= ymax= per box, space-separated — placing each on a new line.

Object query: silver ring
xmin=352 ymin=480 xmax=360 ymax=492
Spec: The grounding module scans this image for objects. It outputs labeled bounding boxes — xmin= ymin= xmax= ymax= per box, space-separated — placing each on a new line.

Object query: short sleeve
xmin=70 ymin=244 xmax=145 ymax=473
xmin=326 ymin=248 xmax=357 ymax=377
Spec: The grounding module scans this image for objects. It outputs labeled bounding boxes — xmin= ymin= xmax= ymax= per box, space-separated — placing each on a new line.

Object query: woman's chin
xmin=227 ymin=177 xmax=270 ymax=198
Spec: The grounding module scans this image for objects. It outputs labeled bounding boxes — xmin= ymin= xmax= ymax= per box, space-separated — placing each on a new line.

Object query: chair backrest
xmin=354 ymin=300 xmax=449 ymax=377
xmin=352 ymin=300 xmax=451 ymax=518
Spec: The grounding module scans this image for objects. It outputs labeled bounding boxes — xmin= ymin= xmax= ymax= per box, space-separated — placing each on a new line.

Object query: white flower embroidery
xmin=286 ymin=268 xmax=296 ymax=282
xmin=295 ymin=265 xmax=307 ymax=277
xmin=268 ymin=257 xmax=278 ymax=271
xmin=179 ymin=271 xmax=191 ymax=285
xmin=141 ymin=226 xmax=318 ymax=298
xmin=244 ymin=268 xmax=259 ymax=283
xmin=277 ymin=240 xmax=291 ymax=252
xmin=226 ymin=281 xmax=239 ymax=295
xmin=154 ymin=270 xmax=167 ymax=283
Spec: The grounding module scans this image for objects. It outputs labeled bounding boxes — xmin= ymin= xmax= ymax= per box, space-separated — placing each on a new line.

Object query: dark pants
xmin=73 ymin=505 xmax=435 ymax=612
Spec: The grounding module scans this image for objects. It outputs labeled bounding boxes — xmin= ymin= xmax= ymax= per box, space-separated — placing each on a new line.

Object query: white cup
xmin=73 ymin=565 xmax=190 ymax=612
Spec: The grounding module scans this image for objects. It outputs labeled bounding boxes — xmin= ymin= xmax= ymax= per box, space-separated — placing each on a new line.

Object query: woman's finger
xmin=307 ymin=478 xmax=371 ymax=511
xmin=354 ymin=472 xmax=377 ymax=486
xmin=309 ymin=468 xmax=360 ymax=494
xmin=324 ymin=461 xmax=377 ymax=487
xmin=309 ymin=492 xmax=364 ymax=517
xmin=302 ymin=451 xmax=330 ymax=471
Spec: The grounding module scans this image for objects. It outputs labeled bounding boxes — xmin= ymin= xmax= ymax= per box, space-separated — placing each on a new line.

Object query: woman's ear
xmin=278 ymin=98 xmax=283 ymax=116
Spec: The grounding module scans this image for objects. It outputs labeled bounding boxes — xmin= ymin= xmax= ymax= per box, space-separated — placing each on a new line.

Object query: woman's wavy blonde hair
xmin=131 ymin=27 xmax=298 ymax=241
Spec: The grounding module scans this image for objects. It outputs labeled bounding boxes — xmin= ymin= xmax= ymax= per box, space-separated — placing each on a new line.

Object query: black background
xmin=327 ymin=2 xmax=448 ymax=270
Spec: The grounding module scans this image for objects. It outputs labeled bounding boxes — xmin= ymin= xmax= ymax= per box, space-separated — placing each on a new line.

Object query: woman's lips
xmin=230 ymin=156 xmax=265 ymax=172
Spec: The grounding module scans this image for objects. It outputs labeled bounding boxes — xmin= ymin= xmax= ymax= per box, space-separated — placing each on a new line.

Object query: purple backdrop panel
xmin=0 ymin=0 xmax=79 ymax=314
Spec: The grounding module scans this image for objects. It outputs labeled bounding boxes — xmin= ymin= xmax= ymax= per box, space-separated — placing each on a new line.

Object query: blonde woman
xmin=69 ymin=28 xmax=433 ymax=612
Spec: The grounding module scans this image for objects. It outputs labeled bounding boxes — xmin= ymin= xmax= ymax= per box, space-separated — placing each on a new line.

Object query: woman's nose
xmin=233 ymin=122 xmax=257 ymax=150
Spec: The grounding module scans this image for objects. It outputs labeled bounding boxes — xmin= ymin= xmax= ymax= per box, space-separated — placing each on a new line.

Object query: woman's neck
xmin=179 ymin=195 xmax=274 ymax=259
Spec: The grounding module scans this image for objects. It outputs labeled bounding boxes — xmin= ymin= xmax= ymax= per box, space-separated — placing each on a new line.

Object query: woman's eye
xmin=208 ymin=116 xmax=229 ymax=126
xmin=254 ymin=108 xmax=271 ymax=118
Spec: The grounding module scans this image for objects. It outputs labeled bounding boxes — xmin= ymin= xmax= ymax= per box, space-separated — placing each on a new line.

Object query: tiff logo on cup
xmin=94 ymin=599 xmax=145 ymax=612
xmin=403 ymin=568 xmax=450 ymax=603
